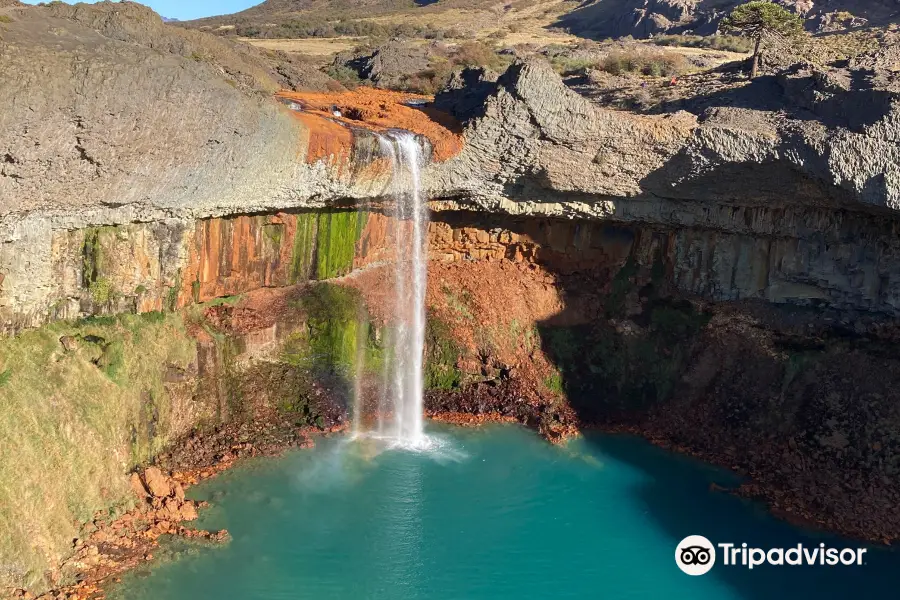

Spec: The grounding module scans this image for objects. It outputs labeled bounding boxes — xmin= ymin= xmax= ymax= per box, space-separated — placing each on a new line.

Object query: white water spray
xmin=353 ymin=131 xmax=428 ymax=447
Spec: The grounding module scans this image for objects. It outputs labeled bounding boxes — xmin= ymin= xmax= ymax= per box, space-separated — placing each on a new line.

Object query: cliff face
xmin=427 ymin=56 xmax=900 ymax=315
xmin=0 ymin=3 xmax=416 ymax=332
xmin=4 ymin=1 xmax=900 ymax=329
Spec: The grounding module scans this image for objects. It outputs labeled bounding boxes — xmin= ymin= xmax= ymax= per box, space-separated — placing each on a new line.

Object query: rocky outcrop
xmin=335 ymin=42 xmax=433 ymax=90
xmin=426 ymin=56 xmax=900 ymax=314
xmin=430 ymin=56 xmax=900 ymax=211
xmin=0 ymin=2 xmax=383 ymax=220
xmin=555 ymin=0 xmax=900 ymax=38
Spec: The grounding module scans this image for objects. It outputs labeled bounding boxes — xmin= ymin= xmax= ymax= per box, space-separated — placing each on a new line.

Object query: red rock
xmin=142 ymin=467 xmax=171 ymax=498
xmin=172 ymin=482 xmax=185 ymax=503
xmin=180 ymin=501 xmax=198 ymax=522
xmin=162 ymin=498 xmax=182 ymax=521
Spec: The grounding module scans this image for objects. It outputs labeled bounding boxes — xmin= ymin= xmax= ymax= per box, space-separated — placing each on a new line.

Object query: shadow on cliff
xmin=585 ymin=434 xmax=900 ymax=598
xmin=531 ymin=253 xmax=900 ymax=599
xmin=432 ymin=210 xmax=900 ymax=599
xmin=653 ymin=66 xmax=894 ymax=132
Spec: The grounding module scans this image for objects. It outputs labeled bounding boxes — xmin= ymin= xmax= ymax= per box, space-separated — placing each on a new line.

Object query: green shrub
xmin=0 ymin=15 xmax=13 ymax=24
xmin=89 ymin=277 xmax=117 ymax=306
xmin=549 ymin=56 xmax=598 ymax=76
xmin=453 ymin=41 xmax=508 ymax=70
xmin=404 ymin=58 xmax=454 ymax=95
xmin=323 ymin=64 xmax=363 ymax=89
xmin=599 ymin=50 xmax=688 ymax=77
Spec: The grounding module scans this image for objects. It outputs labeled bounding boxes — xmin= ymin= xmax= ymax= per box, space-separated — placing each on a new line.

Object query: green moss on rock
xmin=282 ymin=283 xmax=382 ymax=377
xmin=290 ymin=213 xmax=318 ymax=284
xmin=315 ymin=211 xmax=362 ymax=280
xmin=425 ymin=316 xmax=463 ymax=391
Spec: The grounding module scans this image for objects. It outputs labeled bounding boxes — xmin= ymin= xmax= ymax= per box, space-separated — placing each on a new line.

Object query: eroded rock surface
xmin=0 ymin=2 xmax=357 ymax=219
xmin=430 ymin=55 xmax=900 ymax=212
xmin=556 ymin=0 xmax=900 ymax=38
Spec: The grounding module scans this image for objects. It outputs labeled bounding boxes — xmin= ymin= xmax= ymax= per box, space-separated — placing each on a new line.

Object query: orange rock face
xmin=278 ymin=87 xmax=464 ymax=162
xmin=180 ymin=214 xmax=296 ymax=304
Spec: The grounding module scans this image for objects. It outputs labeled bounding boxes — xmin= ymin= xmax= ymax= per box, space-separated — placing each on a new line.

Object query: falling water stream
xmin=352 ymin=131 xmax=428 ymax=447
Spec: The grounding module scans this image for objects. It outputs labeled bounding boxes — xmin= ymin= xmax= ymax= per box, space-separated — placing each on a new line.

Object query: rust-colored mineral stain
xmin=294 ymin=112 xmax=354 ymax=166
xmin=277 ymin=87 xmax=464 ymax=163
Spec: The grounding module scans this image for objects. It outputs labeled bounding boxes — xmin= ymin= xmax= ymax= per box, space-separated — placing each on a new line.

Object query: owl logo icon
xmin=676 ymin=536 xmax=716 ymax=575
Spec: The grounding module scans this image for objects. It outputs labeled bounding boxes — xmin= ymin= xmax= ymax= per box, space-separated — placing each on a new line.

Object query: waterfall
xmin=352 ymin=131 xmax=428 ymax=447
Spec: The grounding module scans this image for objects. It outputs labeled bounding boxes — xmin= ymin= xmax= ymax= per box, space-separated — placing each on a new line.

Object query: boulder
xmin=128 ymin=472 xmax=149 ymax=501
xmin=162 ymin=497 xmax=183 ymax=521
xmin=142 ymin=467 xmax=171 ymax=499
xmin=173 ymin=481 xmax=185 ymax=503
xmin=337 ymin=42 xmax=432 ymax=90
xmin=433 ymin=67 xmax=499 ymax=121
xmin=180 ymin=501 xmax=199 ymax=522
xmin=58 ymin=336 xmax=78 ymax=352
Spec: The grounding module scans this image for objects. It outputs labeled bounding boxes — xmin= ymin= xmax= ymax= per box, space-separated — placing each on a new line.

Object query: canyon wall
xmin=2 ymin=2 xmax=900 ymax=594
xmin=7 ymin=198 xmax=900 ymax=337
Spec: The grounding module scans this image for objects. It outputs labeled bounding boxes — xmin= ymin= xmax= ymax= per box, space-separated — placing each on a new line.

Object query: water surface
xmin=111 ymin=425 xmax=900 ymax=600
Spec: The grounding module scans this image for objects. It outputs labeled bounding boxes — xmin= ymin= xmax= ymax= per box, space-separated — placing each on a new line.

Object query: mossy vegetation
xmin=424 ymin=316 xmax=463 ymax=391
xmin=543 ymin=371 xmax=564 ymax=395
xmin=81 ymin=227 xmax=103 ymax=289
xmin=89 ymin=277 xmax=117 ymax=306
xmin=166 ymin=269 xmax=183 ymax=312
xmin=81 ymin=227 xmax=122 ymax=307
xmin=290 ymin=213 xmax=318 ymax=284
xmin=282 ymin=283 xmax=382 ymax=377
xmin=315 ymin=211 xmax=365 ymax=280
xmin=0 ymin=311 xmax=195 ymax=591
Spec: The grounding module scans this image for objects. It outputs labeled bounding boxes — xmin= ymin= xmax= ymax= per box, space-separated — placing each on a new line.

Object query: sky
xmin=21 ymin=0 xmax=262 ymax=21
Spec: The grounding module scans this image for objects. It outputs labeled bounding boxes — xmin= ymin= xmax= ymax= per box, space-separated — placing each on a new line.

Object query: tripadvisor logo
xmin=675 ymin=536 xmax=868 ymax=575
xmin=676 ymin=535 xmax=716 ymax=576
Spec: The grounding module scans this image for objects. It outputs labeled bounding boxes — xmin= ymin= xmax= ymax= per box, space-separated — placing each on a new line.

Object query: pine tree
xmin=719 ymin=1 xmax=804 ymax=78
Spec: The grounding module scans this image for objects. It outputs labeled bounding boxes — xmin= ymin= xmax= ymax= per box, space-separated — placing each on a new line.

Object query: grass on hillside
xmin=651 ymin=34 xmax=753 ymax=54
xmin=0 ymin=313 xmax=196 ymax=591
xmin=551 ymin=49 xmax=690 ymax=78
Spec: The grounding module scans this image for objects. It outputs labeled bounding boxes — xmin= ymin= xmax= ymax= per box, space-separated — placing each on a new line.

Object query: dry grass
xmin=240 ymin=36 xmax=362 ymax=56
xmin=651 ymin=34 xmax=753 ymax=54
xmin=0 ymin=313 xmax=196 ymax=591
xmin=598 ymin=49 xmax=690 ymax=77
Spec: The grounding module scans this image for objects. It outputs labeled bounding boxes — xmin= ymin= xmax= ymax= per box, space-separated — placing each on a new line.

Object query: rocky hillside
xmin=556 ymin=0 xmax=900 ymax=39
xmin=430 ymin=50 xmax=900 ymax=215
xmin=0 ymin=1 xmax=357 ymax=221
xmin=181 ymin=0 xmax=899 ymax=41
